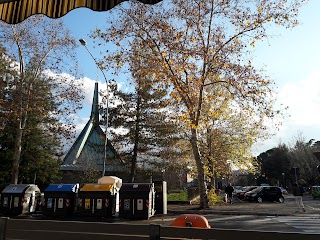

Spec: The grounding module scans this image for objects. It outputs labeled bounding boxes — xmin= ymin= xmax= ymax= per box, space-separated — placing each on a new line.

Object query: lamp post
xmin=79 ymin=38 xmax=109 ymax=177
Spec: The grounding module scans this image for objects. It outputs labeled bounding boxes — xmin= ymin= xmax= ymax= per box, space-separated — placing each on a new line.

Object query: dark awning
xmin=0 ymin=0 xmax=162 ymax=24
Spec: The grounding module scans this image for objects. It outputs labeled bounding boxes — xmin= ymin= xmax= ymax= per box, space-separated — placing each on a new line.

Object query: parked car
xmin=311 ymin=186 xmax=320 ymax=199
xmin=232 ymin=186 xmax=243 ymax=197
xmin=280 ymin=187 xmax=288 ymax=195
xmin=236 ymin=186 xmax=258 ymax=200
xmin=244 ymin=186 xmax=284 ymax=203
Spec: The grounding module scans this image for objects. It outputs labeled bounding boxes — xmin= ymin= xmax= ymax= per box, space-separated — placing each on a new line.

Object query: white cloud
xmin=81 ymin=77 xmax=124 ymax=109
xmin=278 ymin=71 xmax=320 ymax=126
xmin=81 ymin=77 xmax=97 ymax=106
xmin=253 ymin=70 xmax=320 ymax=155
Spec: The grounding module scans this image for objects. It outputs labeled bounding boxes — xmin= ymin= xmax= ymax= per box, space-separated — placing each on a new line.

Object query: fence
xmin=0 ymin=217 xmax=319 ymax=240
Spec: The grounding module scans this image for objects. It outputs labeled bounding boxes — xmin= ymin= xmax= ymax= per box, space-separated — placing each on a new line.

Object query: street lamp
xmin=79 ymin=38 xmax=109 ymax=177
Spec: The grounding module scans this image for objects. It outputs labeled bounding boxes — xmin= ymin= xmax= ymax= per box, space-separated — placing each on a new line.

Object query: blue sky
xmin=62 ymin=0 xmax=320 ymax=156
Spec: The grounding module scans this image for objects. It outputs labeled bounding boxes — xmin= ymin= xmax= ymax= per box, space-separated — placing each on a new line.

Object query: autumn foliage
xmin=93 ymin=0 xmax=306 ymax=208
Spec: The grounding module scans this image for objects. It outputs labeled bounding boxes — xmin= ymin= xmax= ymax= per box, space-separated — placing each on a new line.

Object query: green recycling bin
xmin=119 ymin=183 xmax=155 ymax=219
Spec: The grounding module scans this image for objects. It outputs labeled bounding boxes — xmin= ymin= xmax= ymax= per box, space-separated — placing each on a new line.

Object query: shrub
xmin=208 ymin=188 xmax=224 ymax=206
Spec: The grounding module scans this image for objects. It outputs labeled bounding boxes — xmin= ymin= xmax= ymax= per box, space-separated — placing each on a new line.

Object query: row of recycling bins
xmin=0 ymin=181 xmax=167 ymax=220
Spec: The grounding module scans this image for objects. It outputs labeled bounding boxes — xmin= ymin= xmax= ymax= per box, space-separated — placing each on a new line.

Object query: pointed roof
xmin=61 ymin=82 xmax=124 ymax=173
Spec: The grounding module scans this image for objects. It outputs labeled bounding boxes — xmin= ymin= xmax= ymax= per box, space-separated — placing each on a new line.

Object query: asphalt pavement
xmin=167 ymin=194 xmax=320 ymax=217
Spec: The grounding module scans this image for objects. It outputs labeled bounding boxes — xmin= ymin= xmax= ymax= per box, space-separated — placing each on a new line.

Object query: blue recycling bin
xmin=43 ymin=183 xmax=79 ymax=217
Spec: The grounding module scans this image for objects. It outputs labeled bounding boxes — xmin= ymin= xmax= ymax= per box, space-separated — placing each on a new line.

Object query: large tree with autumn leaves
xmin=93 ymin=0 xmax=306 ymax=208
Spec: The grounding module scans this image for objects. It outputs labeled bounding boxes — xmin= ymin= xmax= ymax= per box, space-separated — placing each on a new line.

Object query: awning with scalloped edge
xmin=0 ymin=0 xmax=162 ymax=24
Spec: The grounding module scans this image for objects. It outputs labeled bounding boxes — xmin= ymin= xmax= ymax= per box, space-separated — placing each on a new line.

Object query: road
xmin=147 ymin=214 xmax=320 ymax=233
xmin=145 ymin=195 xmax=320 ymax=233
xmin=8 ymin=194 xmax=320 ymax=234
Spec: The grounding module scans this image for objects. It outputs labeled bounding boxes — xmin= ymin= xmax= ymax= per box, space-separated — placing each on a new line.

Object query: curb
xmin=167 ymin=209 xmax=293 ymax=216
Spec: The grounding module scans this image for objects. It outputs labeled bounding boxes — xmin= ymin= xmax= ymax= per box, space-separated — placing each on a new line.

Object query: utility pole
xmin=79 ymin=38 xmax=109 ymax=177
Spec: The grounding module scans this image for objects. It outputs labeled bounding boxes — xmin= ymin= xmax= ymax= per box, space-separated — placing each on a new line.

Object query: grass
xmin=167 ymin=189 xmax=225 ymax=206
xmin=167 ymin=189 xmax=188 ymax=201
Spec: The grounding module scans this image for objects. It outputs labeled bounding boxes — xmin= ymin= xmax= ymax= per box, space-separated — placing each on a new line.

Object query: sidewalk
xmin=167 ymin=194 xmax=320 ymax=217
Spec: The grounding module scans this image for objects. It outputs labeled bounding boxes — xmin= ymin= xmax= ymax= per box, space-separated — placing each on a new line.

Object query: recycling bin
xmin=153 ymin=181 xmax=167 ymax=214
xmin=43 ymin=183 xmax=79 ymax=217
xmin=98 ymin=176 xmax=122 ymax=213
xmin=0 ymin=184 xmax=41 ymax=216
xmin=77 ymin=183 xmax=117 ymax=217
xmin=119 ymin=183 xmax=155 ymax=219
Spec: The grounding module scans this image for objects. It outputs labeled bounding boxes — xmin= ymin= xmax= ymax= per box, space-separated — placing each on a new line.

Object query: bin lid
xmin=2 ymin=184 xmax=37 ymax=194
xmin=98 ymin=176 xmax=122 ymax=189
xmin=44 ymin=184 xmax=79 ymax=193
xmin=120 ymin=183 xmax=153 ymax=192
xmin=80 ymin=184 xmax=113 ymax=192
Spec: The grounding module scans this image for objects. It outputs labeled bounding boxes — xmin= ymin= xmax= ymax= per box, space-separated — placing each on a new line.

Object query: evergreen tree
xmin=0 ymin=47 xmax=63 ymax=187
xmin=256 ymin=144 xmax=291 ymax=186
xmin=0 ymin=43 xmax=16 ymax=184
xmin=107 ymin=77 xmax=181 ymax=182
xmin=0 ymin=16 xmax=83 ymax=184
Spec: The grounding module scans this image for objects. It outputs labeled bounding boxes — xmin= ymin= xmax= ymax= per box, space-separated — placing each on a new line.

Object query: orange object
xmin=170 ymin=214 xmax=211 ymax=228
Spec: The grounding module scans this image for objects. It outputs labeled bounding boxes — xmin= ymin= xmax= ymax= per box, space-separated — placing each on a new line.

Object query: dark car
xmin=244 ymin=186 xmax=284 ymax=203
xmin=236 ymin=186 xmax=258 ymax=200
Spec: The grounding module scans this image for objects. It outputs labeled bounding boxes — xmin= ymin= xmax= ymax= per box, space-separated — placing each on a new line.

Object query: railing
xmin=0 ymin=217 xmax=319 ymax=240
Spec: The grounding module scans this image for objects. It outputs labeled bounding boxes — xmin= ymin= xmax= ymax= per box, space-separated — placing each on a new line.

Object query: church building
xmin=60 ymin=82 xmax=127 ymax=183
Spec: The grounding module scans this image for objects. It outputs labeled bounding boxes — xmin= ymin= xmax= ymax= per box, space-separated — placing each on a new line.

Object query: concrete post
xmin=150 ymin=224 xmax=160 ymax=240
xmin=0 ymin=217 xmax=8 ymax=240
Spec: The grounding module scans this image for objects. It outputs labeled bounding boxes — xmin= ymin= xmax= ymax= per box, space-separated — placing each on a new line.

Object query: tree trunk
xmin=190 ymin=128 xmax=208 ymax=209
xmin=129 ymin=92 xmax=142 ymax=183
xmin=11 ymin=125 xmax=23 ymax=184
xmin=11 ymin=96 xmax=28 ymax=184
xmin=207 ymin=127 xmax=215 ymax=190
xmin=209 ymin=163 xmax=216 ymax=190
xmin=130 ymin=143 xmax=138 ymax=183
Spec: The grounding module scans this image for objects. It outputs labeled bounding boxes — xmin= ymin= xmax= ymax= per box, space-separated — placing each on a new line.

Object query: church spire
xmin=90 ymin=82 xmax=99 ymax=123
